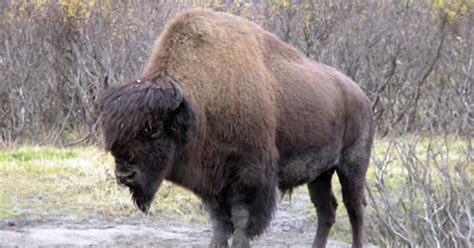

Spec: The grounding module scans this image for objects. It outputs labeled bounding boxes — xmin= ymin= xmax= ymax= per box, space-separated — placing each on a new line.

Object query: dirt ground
xmin=0 ymin=192 xmax=377 ymax=247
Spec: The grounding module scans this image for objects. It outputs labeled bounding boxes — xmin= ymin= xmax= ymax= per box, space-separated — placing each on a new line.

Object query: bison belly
xmin=276 ymin=136 xmax=343 ymax=191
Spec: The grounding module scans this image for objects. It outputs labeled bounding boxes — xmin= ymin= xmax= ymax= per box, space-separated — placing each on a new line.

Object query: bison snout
xmin=115 ymin=168 xmax=137 ymax=186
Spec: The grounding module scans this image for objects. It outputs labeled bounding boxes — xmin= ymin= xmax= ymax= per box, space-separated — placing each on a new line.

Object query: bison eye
xmin=150 ymin=130 xmax=163 ymax=139
xmin=143 ymin=122 xmax=164 ymax=139
xmin=115 ymin=152 xmax=136 ymax=165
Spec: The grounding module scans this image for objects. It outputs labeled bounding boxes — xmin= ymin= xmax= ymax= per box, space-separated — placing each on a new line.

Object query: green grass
xmin=0 ymin=146 xmax=205 ymax=221
xmin=0 ymin=147 xmax=78 ymax=162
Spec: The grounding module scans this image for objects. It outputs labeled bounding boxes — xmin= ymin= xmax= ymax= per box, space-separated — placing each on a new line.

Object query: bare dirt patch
xmin=0 ymin=191 xmax=377 ymax=247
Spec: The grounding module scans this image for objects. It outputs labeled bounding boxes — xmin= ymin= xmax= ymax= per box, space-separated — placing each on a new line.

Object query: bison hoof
xmin=231 ymin=238 xmax=250 ymax=248
xmin=209 ymin=240 xmax=229 ymax=248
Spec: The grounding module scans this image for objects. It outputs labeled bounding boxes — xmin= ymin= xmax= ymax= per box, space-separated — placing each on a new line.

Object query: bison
xmin=97 ymin=9 xmax=374 ymax=248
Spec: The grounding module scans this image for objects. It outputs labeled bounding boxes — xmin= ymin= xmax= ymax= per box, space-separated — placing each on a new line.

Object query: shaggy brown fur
xmin=98 ymin=9 xmax=374 ymax=248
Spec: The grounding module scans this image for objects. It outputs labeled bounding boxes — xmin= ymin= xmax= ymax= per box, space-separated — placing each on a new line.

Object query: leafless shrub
xmin=0 ymin=1 xmax=191 ymax=145
xmin=366 ymin=127 xmax=472 ymax=247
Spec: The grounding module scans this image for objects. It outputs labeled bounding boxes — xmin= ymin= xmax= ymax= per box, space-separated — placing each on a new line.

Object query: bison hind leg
xmin=307 ymin=168 xmax=338 ymax=248
xmin=336 ymin=131 xmax=373 ymax=248
xmin=336 ymin=159 xmax=368 ymax=248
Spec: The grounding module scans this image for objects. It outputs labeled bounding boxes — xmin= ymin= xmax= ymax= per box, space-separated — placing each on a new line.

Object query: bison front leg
xmin=229 ymin=164 xmax=277 ymax=248
xmin=209 ymin=219 xmax=231 ymax=248
xmin=230 ymin=205 xmax=250 ymax=248
xmin=203 ymin=195 xmax=233 ymax=248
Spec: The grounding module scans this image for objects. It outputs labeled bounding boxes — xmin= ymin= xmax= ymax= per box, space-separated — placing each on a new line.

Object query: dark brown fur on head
xmin=97 ymin=77 xmax=184 ymax=151
xmin=96 ymin=76 xmax=195 ymax=212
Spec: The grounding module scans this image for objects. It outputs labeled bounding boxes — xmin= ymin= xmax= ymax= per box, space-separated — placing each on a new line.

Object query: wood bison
xmin=97 ymin=9 xmax=374 ymax=248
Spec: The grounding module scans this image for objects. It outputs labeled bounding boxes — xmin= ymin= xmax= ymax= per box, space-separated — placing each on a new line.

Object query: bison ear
xmin=165 ymin=96 xmax=195 ymax=144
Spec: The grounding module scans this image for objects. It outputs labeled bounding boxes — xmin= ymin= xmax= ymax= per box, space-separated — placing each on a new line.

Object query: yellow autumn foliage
xmin=58 ymin=0 xmax=95 ymax=20
xmin=433 ymin=0 xmax=473 ymax=24
xmin=8 ymin=0 xmax=95 ymax=22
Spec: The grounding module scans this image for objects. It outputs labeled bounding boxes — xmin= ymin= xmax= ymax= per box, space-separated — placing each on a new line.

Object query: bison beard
xmin=115 ymin=168 xmax=158 ymax=213
xmin=129 ymin=182 xmax=155 ymax=213
xmin=97 ymin=9 xmax=375 ymax=248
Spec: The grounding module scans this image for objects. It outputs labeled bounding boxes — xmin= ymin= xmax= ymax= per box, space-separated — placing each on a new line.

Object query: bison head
xmin=97 ymin=76 xmax=195 ymax=213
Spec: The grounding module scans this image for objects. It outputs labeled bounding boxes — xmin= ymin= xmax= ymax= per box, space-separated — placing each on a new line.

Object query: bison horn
xmin=165 ymin=76 xmax=184 ymax=111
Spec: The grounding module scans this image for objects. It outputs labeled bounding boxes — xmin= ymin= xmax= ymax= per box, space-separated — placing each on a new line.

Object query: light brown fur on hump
xmin=141 ymin=9 xmax=280 ymax=153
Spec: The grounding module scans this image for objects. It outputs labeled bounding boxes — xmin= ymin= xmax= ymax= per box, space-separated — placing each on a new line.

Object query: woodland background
xmin=0 ymin=0 xmax=472 ymax=247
